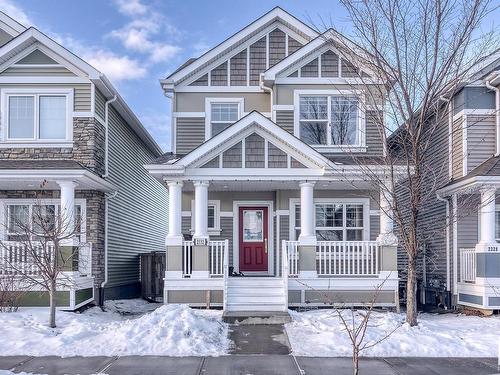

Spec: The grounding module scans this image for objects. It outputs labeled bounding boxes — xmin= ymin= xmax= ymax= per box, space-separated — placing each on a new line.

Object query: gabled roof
xmin=146 ymin=111 xmax=335 ymax=175
xmin=0 ymin=11 xmax=26 ymax=37
xmin=263 ymin=29 xmax=387 ymax=84
xmin=0 ymin=19 xmax=163 ymax=155
xmin=161 ymin=7 xmax=318 ymax=87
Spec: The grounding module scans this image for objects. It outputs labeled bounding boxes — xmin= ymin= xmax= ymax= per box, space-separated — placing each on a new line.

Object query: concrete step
xmin=225 ymin=295 xmax=286 ymax=304
xmin=225 ymin=302 xmax=287 ymax=312
xmin=223 ymin=311 xmax=291 ymax=324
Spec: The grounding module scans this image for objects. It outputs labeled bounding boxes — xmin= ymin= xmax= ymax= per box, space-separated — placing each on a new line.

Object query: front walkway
xmin=0 ymin=355 xmax=498 ymax=375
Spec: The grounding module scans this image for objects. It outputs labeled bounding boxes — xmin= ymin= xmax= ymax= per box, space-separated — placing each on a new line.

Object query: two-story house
xmin=417 ymin=53 xmax=500 ymax=311
xmin=147 ymin=7 xmax=405 ymax=315
xmin=0 ymin=12 xmax=168 ymax=309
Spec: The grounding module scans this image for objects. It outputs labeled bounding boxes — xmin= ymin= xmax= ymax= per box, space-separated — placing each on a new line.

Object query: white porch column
xmin=57 ymin=180 xmax=77 ymax=245
xmin=377 ymin=183 xmax=398 ymax=245
xmin=166 ymin=181 xmax=183 ymax=246
xmin=298 ymin=181 xmax=316 ymax=246
xmin=193 ymin=181 xmax=209 ymax=241
xmin=479 ymin=186 xmax=497 ymax=245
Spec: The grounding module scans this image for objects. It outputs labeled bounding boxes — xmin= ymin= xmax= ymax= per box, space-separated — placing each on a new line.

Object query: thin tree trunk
xmin=406 ymin=257 xmax=418 ymax=326
xmin=49 ymin=280 xmax=56 ymax=328
xmin=353 ymin=348 xmax=359 ymax=375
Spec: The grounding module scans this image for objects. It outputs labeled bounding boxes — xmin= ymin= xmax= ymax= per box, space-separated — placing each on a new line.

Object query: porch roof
xmin=0 ymin=159 xmax=115 ymax=192
xmin=437 ymin=156 xmax=500 ymax=196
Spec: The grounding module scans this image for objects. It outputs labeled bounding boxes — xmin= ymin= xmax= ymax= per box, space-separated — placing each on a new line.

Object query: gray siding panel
xmin=176 ymin=117 xmax=205 ymax=154
xmin=269 ymin=29 xmax=286 ymax=67
xmin=452 ymin=117 xmax=463 ymax=179
xmin=466 ymin=114 xmax=495 ymax=172
xmin=210 ymin=217 xmax=234 ymax=266
xmin=95 ymin=88 xmax=106 ymax=119
xmin=249 ymin=37 xmax=266 ymax=86
xmin=457 ymin=195 xmax=478 ymax=249
xmin=230 ymin=50 xmax=247 ymax=86
xmin=370 ymin=215 xmax=380 ymax=241
xmin=275 ymin=110 xmax=294 ymax=133
xmin=107 ymin=106 xmax=168 ymax=287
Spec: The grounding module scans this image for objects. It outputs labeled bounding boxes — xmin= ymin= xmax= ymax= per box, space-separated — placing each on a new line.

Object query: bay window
xmin=296 ymin=91 xmax=363 ymax=148
xmin=3 ymin=89 xmax=72 ymax=143
xmin=293 ymin=201 xmax=366 ymax=241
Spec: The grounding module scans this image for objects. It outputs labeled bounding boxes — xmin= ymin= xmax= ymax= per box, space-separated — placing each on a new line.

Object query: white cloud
xmin=115 ymin=0 xmax=148 ymax=17
xmin=139 ymin=113 xmax=171 ymax=152
xmin=0 ymin=0 xmax=32 ymax=27
xmin=110 ymin=0 xmax=181 ymax=64
xmin=55 ymin=35 xmax=146 ymax=83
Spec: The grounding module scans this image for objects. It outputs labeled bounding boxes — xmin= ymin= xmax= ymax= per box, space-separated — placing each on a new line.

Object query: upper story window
xmin=205 ymin=98 xmax=244 ymax=140
xmin=211 ymin=103 xmax=239 ymax=136
xmin=295 ymin=91 xmax=365 ymax=150
xmin=2 ymin=89 xmax=73 ymax=144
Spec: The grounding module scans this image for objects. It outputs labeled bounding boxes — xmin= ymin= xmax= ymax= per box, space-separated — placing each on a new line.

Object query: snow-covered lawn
xmin=286 ymin=309 xmax=500 ymax=357
xmin=0 ymin=299 xmax=228 ymax=357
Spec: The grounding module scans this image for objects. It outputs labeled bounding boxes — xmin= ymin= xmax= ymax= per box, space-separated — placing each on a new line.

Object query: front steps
xmin=223 ymin=277 xmax=288 ymax=322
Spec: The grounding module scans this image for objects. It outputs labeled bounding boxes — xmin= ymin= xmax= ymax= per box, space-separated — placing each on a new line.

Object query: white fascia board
xmin=164 ymin=7 xmax=318 ymax=84
xmin=437 ymin=175 xmax=500 ymax=196
xmin=0 ymin=28 xmax=100 ymax=79
xmin=0 ymin=169 xmax=115 ymax=192
xmin=0 ymin=12 xmax=27 ymax=36
xmin=175 ymin=111 xmax=334 ymax=169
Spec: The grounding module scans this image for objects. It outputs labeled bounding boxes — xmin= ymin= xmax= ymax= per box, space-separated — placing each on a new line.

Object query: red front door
xmin=239 ymin=206 xmax=268 ymax=272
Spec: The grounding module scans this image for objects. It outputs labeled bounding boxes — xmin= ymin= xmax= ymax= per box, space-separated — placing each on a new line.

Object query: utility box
xmin=140 ymin=252 xmax=165 ymax=302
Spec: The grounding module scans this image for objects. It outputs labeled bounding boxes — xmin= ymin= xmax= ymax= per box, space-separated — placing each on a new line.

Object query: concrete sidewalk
xmin=0 ymin=355 xmax=498 ymax=375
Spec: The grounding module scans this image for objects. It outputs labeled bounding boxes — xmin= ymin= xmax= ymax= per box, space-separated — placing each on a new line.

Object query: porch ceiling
xmin=181 ymin=179 xmax=376 ymax=191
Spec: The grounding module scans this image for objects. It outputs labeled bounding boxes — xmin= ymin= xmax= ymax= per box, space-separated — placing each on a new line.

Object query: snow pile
xmin=0 ymin=300 xmax=228 ymax=357
xmin=286 ymin=309 xmax=500 ymax=357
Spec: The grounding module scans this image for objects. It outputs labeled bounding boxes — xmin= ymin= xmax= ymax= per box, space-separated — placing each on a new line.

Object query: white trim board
xmin=232 ymin=200 xmax=274 ymax=275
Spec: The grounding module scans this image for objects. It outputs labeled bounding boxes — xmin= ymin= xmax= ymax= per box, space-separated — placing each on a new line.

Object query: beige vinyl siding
xmin=466 ymin=114 xmax=496 ymax=172
xmin=2 ymin=66 xmax=76 ymax=76
xmin=452 ymin=117 xmax=464 ymax=178
xmin=175 ymin=92 xmax=270 ymax=113
xmin=176 ymin=117 xmax=205 ymax=154
xmin=95 ymin=88 xmax=106 ymax=119
xmin=0 ymin=83 xmax=91 ymax=112
xmin=106 ymin=106 xmax=168 ymax=288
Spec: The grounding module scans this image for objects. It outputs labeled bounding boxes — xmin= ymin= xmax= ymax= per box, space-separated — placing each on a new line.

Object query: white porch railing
xmin=182 ymin=240 xmax=193 ymax=277
xmin=283 ymin=240 xmax=299 ymax=277
xmin=317 ymin=241 xmax=379 ymax=276
xmin=460 ymin=248 xmax=476 ymax=283
xmin=182 ymin=240 xmax=228 ymax=277
xmin=0 ymin=241 xmax=92 ymax=277
xmin=209 ymin=240 xmax=227 ymax=276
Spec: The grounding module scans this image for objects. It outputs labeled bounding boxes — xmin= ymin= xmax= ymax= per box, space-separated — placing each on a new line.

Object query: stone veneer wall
xmin=0 ymin=117 xmax=106 ymax=175
xmin=0 ymin=189 xmax=106 ymax=289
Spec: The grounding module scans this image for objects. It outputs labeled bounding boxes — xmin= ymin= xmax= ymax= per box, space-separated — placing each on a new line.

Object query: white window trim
xmin=289 ymin=197 xmax=370 ymax=241
xmin=190 ymin=199 xmax=221 ymax=235
xmin=1 ymin=88 xmax=74 ymax=147
xmin=293 ymin=89 xmax=366 ymax=152
xmin=0 ymin=198 xmax=86 ymax=242
xmin=204 ymin=97 xmax=244 ymax=140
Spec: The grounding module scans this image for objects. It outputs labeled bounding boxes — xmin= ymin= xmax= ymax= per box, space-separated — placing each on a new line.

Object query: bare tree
xmin=0 ymin=183 xmax=86 ymax=327
xmin=296 ymin=276 xmax=402 ymax=375
xmin=317 ymin=0 xmax=499 ymax=326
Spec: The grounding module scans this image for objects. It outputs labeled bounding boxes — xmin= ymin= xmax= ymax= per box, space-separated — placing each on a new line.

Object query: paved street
xmin=0 ymin=355 xmax=498 ymax=375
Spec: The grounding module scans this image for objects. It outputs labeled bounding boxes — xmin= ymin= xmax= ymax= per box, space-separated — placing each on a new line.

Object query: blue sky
xmin=3 ymin=0 xmax=497 ymax=151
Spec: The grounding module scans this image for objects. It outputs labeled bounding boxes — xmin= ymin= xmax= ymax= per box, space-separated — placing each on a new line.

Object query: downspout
xmin=436 ymin=192 xmax=451 ymax=305
xmin=102 ymin=95 xmax=117 ymax=178
xmin=260 ymin=74 xmax=274 ymax=121
xmin=99 ymin=94 xmax=117 ymax=305
xmin=485 ymin=77 xmax=500 ymax=156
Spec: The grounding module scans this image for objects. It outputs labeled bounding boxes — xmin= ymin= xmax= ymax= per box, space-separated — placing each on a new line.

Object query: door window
xmin=242 ymin=209 xmax=263 ymax=242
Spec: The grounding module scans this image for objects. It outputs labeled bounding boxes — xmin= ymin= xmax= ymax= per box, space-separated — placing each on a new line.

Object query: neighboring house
xmin=411 ymin=53 xmax=500 ymax=311
xmin=0 ymin=12 xmax=168 ymax=309
xmin=147 ymin=7 xmax=405 ymax=314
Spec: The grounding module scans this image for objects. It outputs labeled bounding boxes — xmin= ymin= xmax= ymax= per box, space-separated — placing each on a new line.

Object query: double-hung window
xmin=190 ymin=200 xmax=221 ymax=234
xmin=206 ymin=98 xmax=243 ymax=139
xmin=5 ymin=202 xmax=84 ymax=241
xmin=4 ymin=89 xmax=71 ymax=142
xmin=298 ymin=93 xmax=362 ymax=147
xmin=294 ymin=202 xmax=365 ymax=241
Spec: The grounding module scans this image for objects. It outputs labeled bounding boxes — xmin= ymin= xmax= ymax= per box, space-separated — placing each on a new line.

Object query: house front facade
xmin=0 ymin=12 xmax=168 ymax=309
xmin=420 ymin=54 xmax=500 ymax=311
xmin=148 ymin=7 xmax=404 ymax=313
